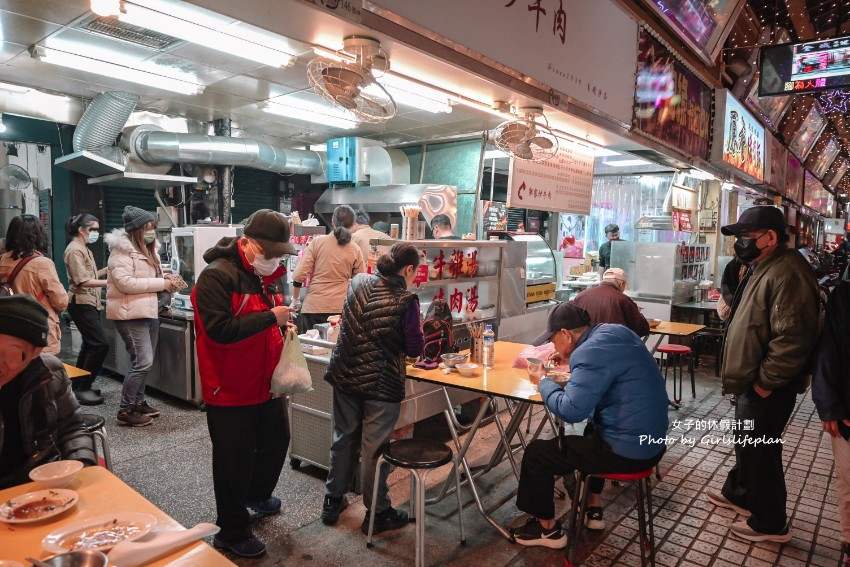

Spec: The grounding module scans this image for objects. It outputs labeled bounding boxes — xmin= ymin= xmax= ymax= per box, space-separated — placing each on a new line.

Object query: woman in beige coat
xmin=291 ymin=205 xmax=364 ymax=334
xmin=105 ymin=206 xmax=177 ymax=428
xmin=0 ymin=214 xmax=68 ymax=355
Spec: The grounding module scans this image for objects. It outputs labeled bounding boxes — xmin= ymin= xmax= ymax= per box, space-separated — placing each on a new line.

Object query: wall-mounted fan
xmin=0 ymin=164 xmax=32 ymax=190
xmin=307 ymin=36 xmax=396 ymax=124
xmin=493 ymin=107 xmax=559 ymax=162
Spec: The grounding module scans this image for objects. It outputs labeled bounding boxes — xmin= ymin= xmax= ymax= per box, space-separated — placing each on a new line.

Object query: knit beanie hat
xmin=243 ymin=209 xmax=296 ymax=256
xmin=123 ymin=206 xmax=156 ymax=232
xmin=0 ymin=294 xmax=49 ymax=347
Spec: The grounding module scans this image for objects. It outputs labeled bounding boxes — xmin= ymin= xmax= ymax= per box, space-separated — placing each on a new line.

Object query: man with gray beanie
xmin=0 ymin=294 xmax=96 ymax=489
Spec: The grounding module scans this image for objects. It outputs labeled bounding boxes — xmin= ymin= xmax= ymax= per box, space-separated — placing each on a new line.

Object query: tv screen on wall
xmin=639 ymin=0 xmax=745 ymax=65
xmin=760 ymin=35 xmax=850 ymax=96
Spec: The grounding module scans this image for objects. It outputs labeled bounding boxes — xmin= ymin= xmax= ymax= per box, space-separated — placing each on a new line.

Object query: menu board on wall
xmin=788 ymin=102 xmax=826 ymax=160
xmin=711 ymin=89 xmax=765 ymax=182
xmin=786 ymin=153 xmax=804 ymax=203
xmin=366 ymin=0 xmax=638 ymax=124
xmin=637 ymin=0 xmax=745 ymax=66
xmin=482 ymin=201 xmax=507 ymax=231
xmin=634 ymin=29 xmax=712 ymax=160
xmin=507 ymin=144 xmax=595 ymax=214
xmin=810 ymin=138 xmax=840 ymax=179
xmin=744 ymin=73 xmax=791 ymax=131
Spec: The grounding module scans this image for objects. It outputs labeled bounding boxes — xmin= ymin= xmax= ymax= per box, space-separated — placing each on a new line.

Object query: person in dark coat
xmin=573 ymin=267 xmax=648 ymax=337
xmin=0 ymin=294 xmax=96 ymax=489
xmin=812 ymin=280 xmax=850 ymax=557
xmin=321 ymin=242 xmax=424 ymax=535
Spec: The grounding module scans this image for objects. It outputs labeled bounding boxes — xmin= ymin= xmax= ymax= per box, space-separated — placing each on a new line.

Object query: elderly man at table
xmin=0 ymin=294 xmax=96 ymax=489
xmin=511 ymin=303 xmax=668 ymax=548
xmin=573 ymin=267 xmax=649 ymax=337
xmin=705 ymin=206 xmax=821 ymax=543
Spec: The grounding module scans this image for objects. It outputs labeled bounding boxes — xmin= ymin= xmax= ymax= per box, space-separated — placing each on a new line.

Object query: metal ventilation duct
xmin=126 ymin=130 xmax=323 ymax=176
xmin=72 ymin=91 xmax=139 ymax=166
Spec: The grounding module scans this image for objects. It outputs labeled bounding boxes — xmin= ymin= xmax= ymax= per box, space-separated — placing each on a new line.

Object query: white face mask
xmin=251 ymin=255 xmax=282 ymax=276
xmin=86 ymin=231 xmax=100 ymax=244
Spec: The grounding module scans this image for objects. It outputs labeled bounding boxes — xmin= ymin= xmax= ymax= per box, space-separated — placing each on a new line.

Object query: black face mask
xmin=734 ymin=233 xmax=766 ymax=262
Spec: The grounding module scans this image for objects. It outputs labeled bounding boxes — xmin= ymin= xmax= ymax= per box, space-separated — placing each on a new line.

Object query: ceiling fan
xmin=306 ymin=36 xmax=397 ymax=124
xmin=493 ymin=107 xmax=559 ymax=162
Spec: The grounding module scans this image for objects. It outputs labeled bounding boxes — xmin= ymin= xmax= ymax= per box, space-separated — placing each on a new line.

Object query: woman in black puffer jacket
xmin=320 ymin=242 xmax=424 ymax=535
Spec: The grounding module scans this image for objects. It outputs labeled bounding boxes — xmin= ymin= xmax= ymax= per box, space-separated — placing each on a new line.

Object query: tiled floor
xmin=58 ymin=329 xmax=845 ymax=566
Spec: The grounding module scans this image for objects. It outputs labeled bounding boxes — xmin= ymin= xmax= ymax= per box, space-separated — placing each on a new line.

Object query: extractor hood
xmin=635 ymin=214 xmax=674 ymax=230
xmin=314 ymin=184 xmax=457 ymax=227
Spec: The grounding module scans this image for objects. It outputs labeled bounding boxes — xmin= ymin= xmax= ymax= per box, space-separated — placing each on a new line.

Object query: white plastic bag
xmin=271 ymin=327 xmax=313 ymax=394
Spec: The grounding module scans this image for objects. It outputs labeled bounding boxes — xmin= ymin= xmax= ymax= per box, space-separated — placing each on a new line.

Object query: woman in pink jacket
xmin=105 ymin=206 xmax=177 ymax=427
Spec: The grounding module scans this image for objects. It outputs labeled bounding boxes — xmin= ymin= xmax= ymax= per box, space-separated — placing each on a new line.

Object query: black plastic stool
xmin=81 ymin=413 xmax=112 ymax=470
xmin=366 ymin=438 xmax=465 ymax=567
xmin=692 ymin=328 xmax=724 ymax=377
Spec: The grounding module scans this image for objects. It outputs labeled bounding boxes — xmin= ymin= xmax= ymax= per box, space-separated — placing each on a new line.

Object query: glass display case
xmin=170 ymin=225 xmax=241 ymax=310
xmin=509 ymin=234 xmax=557 ymax=285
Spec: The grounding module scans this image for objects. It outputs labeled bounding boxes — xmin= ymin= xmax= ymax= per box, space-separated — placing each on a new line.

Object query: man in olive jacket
xmin=0 ymin=294 xmax=96 ymax=489
xmin=705 ymin=206 xmax=821 ymax=543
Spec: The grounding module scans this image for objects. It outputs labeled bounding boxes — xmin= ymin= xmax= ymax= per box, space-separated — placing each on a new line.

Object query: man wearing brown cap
xmin=573 ymin=267 xmax=649 ymax=337
xmin=704 ymin=205 xmax=821 ymax=543
xmin=192 ymin=209 xmax=296 ymax=558
xmin=511 ymin=303 xmax=668 ymax=548
xmin=0 ymin=294 xmax=96 ymax=489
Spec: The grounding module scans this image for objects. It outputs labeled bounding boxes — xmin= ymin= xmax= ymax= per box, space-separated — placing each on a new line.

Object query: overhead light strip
xmin=119 ymin=3 xmax=296 ymax=68
xmin=258 ymin=101 xmax=358 ymax=130
xmin=31 ymin=46 xmax=204 ymax=95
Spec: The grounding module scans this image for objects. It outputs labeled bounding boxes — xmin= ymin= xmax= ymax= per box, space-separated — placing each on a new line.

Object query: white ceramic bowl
xmin=29 ymin=460 xmax=83 ymax=489
xmin=455 ymin=363 xmax=479 ymax=377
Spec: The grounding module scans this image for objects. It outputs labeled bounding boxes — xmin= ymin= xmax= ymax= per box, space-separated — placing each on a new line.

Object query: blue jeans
xmin=115 ymin=318 xmax=160 ymax=411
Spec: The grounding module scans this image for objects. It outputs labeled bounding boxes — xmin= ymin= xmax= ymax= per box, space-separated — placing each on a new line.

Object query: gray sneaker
xmin=705 ymin=489 xmax=751 ymax=517
xmin=730 ymin=520 xmax=792 ymax=543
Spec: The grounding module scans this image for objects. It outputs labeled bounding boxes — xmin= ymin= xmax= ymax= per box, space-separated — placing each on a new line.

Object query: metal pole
xmin=213 ymin=118 xmax=232 ymax=224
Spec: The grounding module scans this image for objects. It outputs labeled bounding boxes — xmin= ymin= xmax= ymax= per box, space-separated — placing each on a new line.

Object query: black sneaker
xmin=117 ymin=408 xmax=153 ymax=427
xmin=136 ymin=401 xmax=161 ymax=417
xmin=246 ymin=496 xmax=281 ymax=515
xmin=511 ymin=517 xmax=568 ymax=549
xmin=361 ymin=507 xmax=409 ymax=535
xmin=321 ymin=495 xmax=347 ymax=525
xmin=584 ymin=506 xmax=606 ymax=530
xmin=213 ymin=535 xmax=266 ymax=558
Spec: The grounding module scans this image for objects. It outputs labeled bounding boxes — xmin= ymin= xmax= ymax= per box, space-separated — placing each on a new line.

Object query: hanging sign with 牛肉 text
xmin=507 ymin=143 xmax=594 ymax=215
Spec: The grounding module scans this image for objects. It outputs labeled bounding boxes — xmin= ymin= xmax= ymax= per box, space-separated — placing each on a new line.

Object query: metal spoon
xmin=26 ymin=557 xmax=53 ymax=567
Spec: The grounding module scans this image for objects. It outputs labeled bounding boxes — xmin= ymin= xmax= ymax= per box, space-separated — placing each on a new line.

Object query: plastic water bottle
xmin=482 ymin=324 xmax=495 ymax=369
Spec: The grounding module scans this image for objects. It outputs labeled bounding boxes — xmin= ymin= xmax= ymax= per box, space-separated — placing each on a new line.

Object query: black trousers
xmin=206 ymin=397 xmax=290 ymax=541
xmin=721 ymin=385 xmax=796 ymax=534
xmin=516 ymin=425 xmax=663 ymax=520
xmin=297 ymin=312 xmax=337 ymax=335
xmin=67 ymin=297 xmax=109 ymax=390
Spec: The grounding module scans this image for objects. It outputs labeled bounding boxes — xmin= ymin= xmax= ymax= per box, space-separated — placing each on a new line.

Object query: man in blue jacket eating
xmin=511 ymin=303 xmax=669 ymax=548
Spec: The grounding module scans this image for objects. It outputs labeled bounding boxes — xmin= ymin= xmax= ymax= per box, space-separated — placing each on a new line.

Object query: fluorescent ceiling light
xmin=119 ymin=3 xmax=295 ymax=67
xmin=0 ymin=117 xmax=6 ymax=133
xmin=602 ymin=159 xmax=651 ymax=167
xmin=0 ymin=82 xmax=30 ymax=93
xmin=32 ymin=47 xmax=204 ymax=95
xmin=259 ymin=99 xmax=359 ymax=130
xmin=587 ymin=148 xmax=620 ymax=157
xmin=90 ymin=0 xmax=120 ymax=16
xmin=484 ymin=150 xmax=509 ymax=160
xmin=377 ymin=74 xmax=452 ymax=114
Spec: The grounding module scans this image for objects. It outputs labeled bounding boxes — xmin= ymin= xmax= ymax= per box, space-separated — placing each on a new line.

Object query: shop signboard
xmin=365 ymin=0 xmax=637 ymax=124
xmin=760 ymin=34 xmax=850 ymax=96
xmin=744 ymin=73 xmax=791 ymax=131
xmin=636 ymin=0 xmax=745 ymax=66
xmin=810 ymin=137 xmax=840 ymax=180
xmin=825 ymin=232 xmax=842 ymax=252
xmin=804 ymin=171 xmax=834 ymax=216
xmin=825 ymin=157 xmax=849 ymax=189
xmin=825 ymin=217 xmax=845 ymax=234
xmin=764 ymin=132 xmax=787 ymax=193
xmin=786 ymin=153 xmax=804 ymax=203
xmin=506 ymin=143 xmax=595 ymax=215
xmin=711 ymin=89 xmax=765 ymax=183
xmin=787 ymin=102 xmax=826 ymax=161
xmin=634 ymin=29 xmax=712 ymax=160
